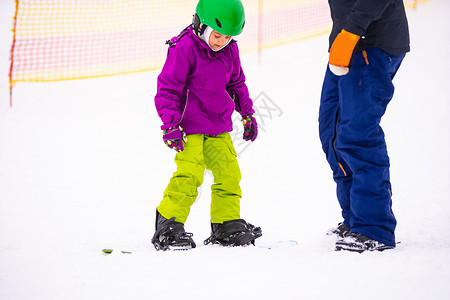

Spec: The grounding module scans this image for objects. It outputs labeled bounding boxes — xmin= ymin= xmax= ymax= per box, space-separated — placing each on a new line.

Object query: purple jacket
xmin=155 ymin=27 xmax=254 ymax=136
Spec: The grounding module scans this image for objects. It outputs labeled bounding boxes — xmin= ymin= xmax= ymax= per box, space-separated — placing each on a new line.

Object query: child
xmin=151 ymin=0 xmax=262 ymax=251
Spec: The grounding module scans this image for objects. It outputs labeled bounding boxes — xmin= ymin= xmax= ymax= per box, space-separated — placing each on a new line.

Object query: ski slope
xmin=1 ymin=0 xmax=449 ymax=299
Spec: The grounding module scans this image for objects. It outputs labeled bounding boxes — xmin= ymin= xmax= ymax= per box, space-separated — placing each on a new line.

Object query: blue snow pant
xmin=319 ymin=47 xmax=405 ymax=247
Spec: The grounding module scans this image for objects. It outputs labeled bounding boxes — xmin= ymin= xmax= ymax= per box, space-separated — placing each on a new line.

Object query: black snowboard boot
xmin=326 ymin=222 xmax=350 ymax=238
xmin=151 ymin=210 xmax=196 ymax=251
xmin=335 ymin=232 xmax=394 ymax=253
xmin=204 ymin=219 xmax=262 ymax=247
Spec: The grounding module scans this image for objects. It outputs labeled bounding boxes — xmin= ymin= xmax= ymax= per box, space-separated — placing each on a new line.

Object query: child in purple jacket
xmin=151 ymin=0 xmax=262 ymax=250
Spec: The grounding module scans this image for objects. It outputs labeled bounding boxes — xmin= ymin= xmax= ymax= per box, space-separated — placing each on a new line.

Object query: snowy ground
xmin=1 ymin=0 xmax=450 ymax=299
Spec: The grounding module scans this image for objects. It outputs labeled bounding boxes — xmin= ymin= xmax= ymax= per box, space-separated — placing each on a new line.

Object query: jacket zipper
xmin=177 ymin=89 xmax=189 ymax=124
xmin=226 ymin=91 xmax=241 ymax=113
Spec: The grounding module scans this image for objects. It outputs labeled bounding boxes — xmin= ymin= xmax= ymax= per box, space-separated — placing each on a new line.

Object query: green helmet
xmin=195 ymin=0 xmax=245 ymax=36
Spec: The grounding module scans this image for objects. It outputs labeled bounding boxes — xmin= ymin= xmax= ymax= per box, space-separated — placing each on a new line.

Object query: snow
xmin=1 ymin=0 xmax=450 ymax=299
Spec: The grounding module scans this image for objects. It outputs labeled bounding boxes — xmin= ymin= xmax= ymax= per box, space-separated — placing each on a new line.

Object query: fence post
xmin=257 ymin=0 xmax=263 ymax=64
xmin=9 ymin=0 xmax=20 ymax=108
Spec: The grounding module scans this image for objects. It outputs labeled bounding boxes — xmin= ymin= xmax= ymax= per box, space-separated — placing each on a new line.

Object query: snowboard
xmin=101 ymin=239 xmax=299 ymax=254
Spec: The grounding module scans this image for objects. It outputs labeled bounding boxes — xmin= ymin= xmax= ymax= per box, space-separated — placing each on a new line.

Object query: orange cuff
xmin=329 ymin=29 xmax=360 ymax=68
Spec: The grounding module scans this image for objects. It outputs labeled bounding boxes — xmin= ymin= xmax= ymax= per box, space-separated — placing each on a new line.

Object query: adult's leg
xmin=319 ymin=66 xmax=353 ymax=227
xmin=335 ymin=48 xmax=404 ymax=246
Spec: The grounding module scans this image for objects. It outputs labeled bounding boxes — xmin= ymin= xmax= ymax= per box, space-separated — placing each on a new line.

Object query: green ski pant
xmin=157 ymin=133 xmax=242 ymax=224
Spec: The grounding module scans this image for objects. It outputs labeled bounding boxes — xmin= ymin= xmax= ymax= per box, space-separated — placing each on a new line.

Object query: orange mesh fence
xmin=9 ymin=0 xmax=195 ymax=84
xmin=9 ymin=0 xmax=421 ymax=88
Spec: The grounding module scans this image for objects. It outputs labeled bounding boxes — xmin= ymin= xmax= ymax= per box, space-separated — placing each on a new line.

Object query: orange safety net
xmin=9 ymin=0 xmax=421 ymax=87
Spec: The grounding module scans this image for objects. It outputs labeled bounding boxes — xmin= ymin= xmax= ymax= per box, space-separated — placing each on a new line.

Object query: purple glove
xmin=242 ymin=115 xmax=258 ymax=142
xmin=163 ymin=126 xmax=187 ymax=152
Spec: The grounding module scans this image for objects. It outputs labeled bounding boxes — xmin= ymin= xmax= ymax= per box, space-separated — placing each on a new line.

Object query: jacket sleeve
xmin=155 ymin=43 xmax=191 ymax=130
xmin=226 ymin=43 xmax=254 ymax=117
xmin=344 ymin=0 xmax=393 ymax=36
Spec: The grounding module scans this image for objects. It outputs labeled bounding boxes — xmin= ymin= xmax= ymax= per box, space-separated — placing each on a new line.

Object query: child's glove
xmin=328 ymin=29 xmax=360 ymax=76
xmin=242 ymin=115 xmax=258 ymax=142
xmin=163 ymin=126 xmax=187 ymax=152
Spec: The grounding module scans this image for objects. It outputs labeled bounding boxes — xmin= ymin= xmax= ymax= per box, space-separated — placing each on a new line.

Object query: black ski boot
xmin=204 ymin=219 xmax=262 ymax=247
xmin=326 ymin=222 xmax=350 ymax=238
xmin=335 ymin=232 xmax=394 ymax=253
xmin=151 ymin=210 xmax=196 ymax=251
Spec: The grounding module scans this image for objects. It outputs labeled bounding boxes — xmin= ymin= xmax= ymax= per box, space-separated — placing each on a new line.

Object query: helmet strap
xmin=192 ymin=13 xmax=206 ymax=37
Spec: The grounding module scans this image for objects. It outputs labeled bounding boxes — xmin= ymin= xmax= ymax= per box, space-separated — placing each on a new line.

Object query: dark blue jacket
xmin=328 ymin=0 xmax=410 ymax=55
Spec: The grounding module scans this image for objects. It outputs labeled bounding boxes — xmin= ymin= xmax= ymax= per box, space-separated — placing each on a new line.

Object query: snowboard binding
xmin=151 ymin=211 xmax=196 ymax=251
xmin=204 ymin=219 xmax=262 ymax=247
